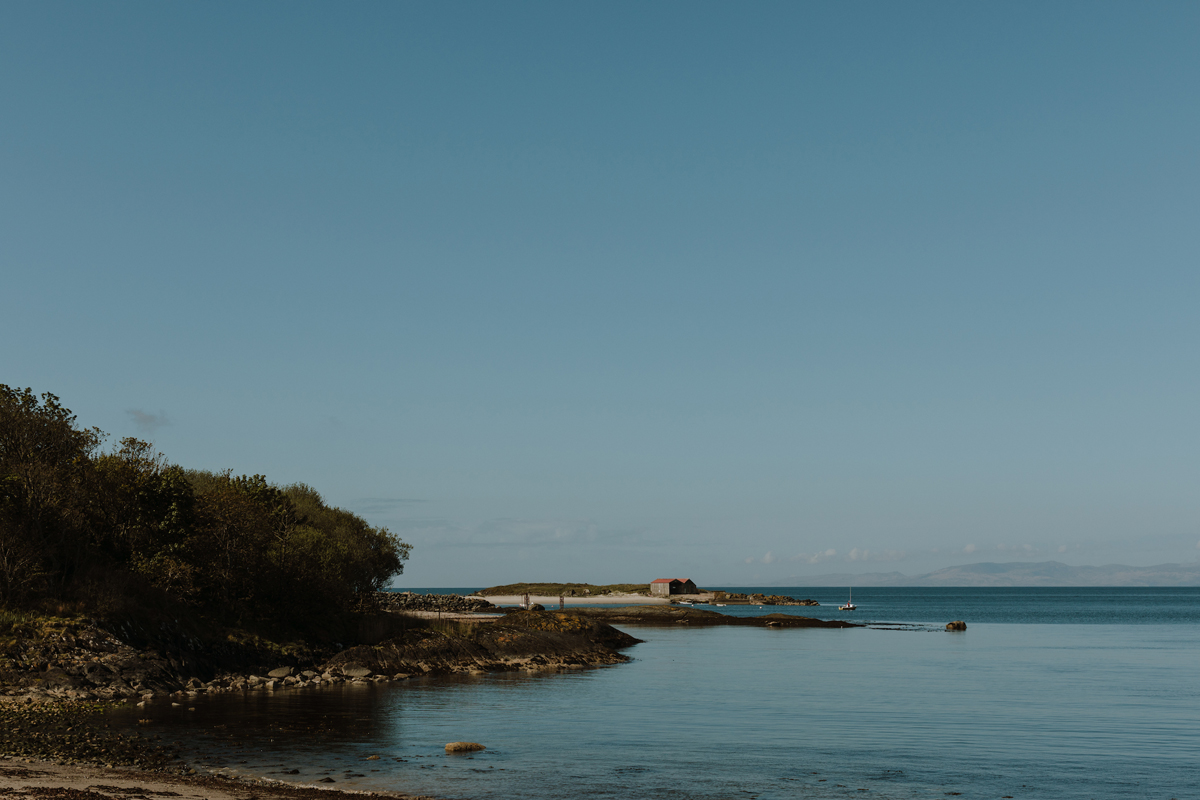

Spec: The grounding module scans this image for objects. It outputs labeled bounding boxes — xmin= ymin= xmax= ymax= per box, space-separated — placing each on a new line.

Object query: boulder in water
xmin=445 ymin=742 xmax=486 ymax=753
xmin=946 ymin=620 xmax=967 ymax=631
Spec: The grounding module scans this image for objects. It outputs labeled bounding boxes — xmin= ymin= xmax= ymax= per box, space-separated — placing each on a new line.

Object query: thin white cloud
xmin=963 ymin=543 xmax=977 ymax=554
xmin=789 ymin=548 xmax=838 ymax=564
xmin=127 ymin=408 xmax=169 ymax=436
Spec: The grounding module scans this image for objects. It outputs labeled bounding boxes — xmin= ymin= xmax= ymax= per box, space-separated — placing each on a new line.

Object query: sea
xmin=112 ymin=587 xmax=1200 ymax=800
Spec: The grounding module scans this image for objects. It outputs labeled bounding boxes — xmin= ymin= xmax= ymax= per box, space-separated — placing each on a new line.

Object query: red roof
xmin=651 ymin=578 xmax=693 ymax=584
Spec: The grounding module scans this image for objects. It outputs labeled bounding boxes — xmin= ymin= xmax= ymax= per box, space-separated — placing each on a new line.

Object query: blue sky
xmin=4 ymin=2 xmax=1199 ymax=586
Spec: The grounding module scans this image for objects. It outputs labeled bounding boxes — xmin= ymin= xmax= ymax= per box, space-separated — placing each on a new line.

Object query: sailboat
xmin=839 ymin=588 xmax=857 ymax=611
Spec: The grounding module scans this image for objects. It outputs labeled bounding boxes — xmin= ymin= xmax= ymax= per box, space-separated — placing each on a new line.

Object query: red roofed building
xmin=649 ymin=578 xmax=699 ymax=596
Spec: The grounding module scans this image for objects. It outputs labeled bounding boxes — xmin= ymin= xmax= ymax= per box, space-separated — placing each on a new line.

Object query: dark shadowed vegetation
xmin=0 ymin=385 xmax=410 ymax=637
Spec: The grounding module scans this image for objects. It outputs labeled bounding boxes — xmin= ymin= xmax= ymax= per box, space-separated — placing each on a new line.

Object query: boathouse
xmin=649 ymin=578 xmax=699 ymax=596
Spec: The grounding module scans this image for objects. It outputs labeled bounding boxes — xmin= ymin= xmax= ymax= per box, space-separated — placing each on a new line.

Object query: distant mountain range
xmin=773 ymin=560 xmax=1200 ymax=587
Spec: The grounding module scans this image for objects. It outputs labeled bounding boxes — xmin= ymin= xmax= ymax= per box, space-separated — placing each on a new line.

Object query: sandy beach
xmin=469 ymin=592 xmax=670 ymax=606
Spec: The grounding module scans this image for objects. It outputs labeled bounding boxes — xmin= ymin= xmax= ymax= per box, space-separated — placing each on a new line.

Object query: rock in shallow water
xmin=946 ymin=620 xmax=967 ymax=631
xmin=445 ymin=741 xmax=486 ymax=753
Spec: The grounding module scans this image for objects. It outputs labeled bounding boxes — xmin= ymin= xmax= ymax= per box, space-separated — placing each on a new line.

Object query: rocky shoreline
xmin=326 ymin=609 xmax=641 ymax=676
xmin=0 ymin=600 xmax=641 ymax=781
xmin=0 ymin=595 xmax=621 ymax=706
xmin=0 ymin=595 xmax=855 ymax=797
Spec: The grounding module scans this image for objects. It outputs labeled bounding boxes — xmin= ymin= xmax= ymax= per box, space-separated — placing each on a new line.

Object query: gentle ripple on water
xmin=113 ymin=588 xmax=1200 ymax=800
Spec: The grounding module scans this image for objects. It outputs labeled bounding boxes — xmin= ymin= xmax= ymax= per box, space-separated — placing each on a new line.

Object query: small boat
xmin=715 ymin=603 xmax=727 ymax=607
xmin=839 ymin=588 xmax=857 ymax=611
xmin=679 ymin=600 xmax=694 ymax=606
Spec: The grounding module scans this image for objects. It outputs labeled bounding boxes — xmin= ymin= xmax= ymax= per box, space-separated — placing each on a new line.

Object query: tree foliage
xmin=0 ymin=385 xmax=410 ymax=626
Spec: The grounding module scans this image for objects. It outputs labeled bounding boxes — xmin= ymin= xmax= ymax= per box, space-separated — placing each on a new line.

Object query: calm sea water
xmin=116 ymin=587 xmax=1200 ymax=800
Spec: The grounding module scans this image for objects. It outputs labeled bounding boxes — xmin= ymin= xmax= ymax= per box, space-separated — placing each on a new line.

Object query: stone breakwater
xmin=713 ymin=593 xmax=820 ymax=606
xmin=369 ymin=592 xmax=495 ymax=613
xmin=754 ymin=594 xmax=820 ymax=606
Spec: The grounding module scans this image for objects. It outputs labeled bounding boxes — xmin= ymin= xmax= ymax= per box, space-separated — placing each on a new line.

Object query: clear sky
xmin=4 ymin=2 xmax=1199 ymax=587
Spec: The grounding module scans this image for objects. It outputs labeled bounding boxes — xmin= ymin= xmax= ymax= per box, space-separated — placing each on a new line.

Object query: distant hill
xmin=773 ymin=561 xmax=1200 ymax=587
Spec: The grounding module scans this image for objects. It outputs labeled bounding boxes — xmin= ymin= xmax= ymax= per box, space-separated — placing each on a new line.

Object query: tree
xmin=0 ymin=386 xmax=103 ymax=604
xmin=92 ymin=438 xmax=197 ymax=600
xmin=0 ymin=384 xmax=413 ymax=629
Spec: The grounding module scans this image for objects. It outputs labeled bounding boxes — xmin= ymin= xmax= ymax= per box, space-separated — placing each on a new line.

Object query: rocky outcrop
xmin=946 ymin=620 xmax=967 ymax=631
xmin=0 ymin=604 xmax=633 ymax=707
xmin=445 ymin=742 xmax=486 ymax=753
xmin=324 ymin=610 xmax=642 ymax=676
